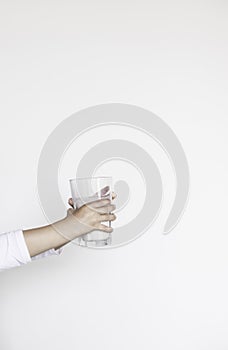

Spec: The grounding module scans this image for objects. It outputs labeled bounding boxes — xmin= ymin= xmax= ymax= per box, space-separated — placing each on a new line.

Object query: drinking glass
xmin=69 ymin=176 xmax=113 ymax=247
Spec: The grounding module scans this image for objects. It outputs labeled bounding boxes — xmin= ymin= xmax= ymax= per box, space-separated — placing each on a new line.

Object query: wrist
xmin=51 ymin=218 xmax=72 ymax=244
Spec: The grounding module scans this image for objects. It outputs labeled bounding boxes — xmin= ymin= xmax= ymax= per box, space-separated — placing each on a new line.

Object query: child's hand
xmin=58 ymin=192 xmax=117 ymax=241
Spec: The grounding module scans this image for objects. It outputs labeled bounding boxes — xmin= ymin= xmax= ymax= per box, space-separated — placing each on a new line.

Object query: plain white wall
xmin=0 ymin=1 xmax=228 ymax=349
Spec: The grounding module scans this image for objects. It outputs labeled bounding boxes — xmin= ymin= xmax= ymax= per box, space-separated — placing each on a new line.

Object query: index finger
xmin=87 ymin=198 xmax=111 ymax=208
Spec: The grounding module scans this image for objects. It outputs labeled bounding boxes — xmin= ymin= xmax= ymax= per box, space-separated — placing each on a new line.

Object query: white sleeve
xmin=0 ymin=229 xmax=63 ymax=272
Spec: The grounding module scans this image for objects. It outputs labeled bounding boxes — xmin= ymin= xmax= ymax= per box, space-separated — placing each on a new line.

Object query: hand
xmin=23 ymin=191 xmax=117 ymax=257
xmin=57 ymin=191 xmax=117 ymax=242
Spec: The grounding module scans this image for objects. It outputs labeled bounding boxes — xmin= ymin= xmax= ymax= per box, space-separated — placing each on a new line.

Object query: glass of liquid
xmin=69 ymin=176 xmax=113 ymax=247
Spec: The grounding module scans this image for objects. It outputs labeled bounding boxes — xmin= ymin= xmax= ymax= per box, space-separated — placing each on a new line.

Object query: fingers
xmin=68 ymin=197 xmax=108 ymax=209
xmin=100 ymin=213 xmax=116 ymax=222
xmin=88 ymin=198 xmax=111 ymax=208
xmin=95 ymin=204 xmax=116 ymax=214
xmin=68 ymin=191 xmax=117 ymax=208
xmin=100 ymin=186 xmax=110 ymax=197
xmin=100 ymin=188 xmax=117 ymax=200
xmin=99 ymin=187 xmax=117 ymax=201
xmin=93 ymin=212 xmax=116 ymax=223
xmin=93 ymin=185 xmax=117 ymax=200
xmin=87 ymin=192 xmax=117 ymax=208
xmin=95 ymin=223 xmax=113 ymax=233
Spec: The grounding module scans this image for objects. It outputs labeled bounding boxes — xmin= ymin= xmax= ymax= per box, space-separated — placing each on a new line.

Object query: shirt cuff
xmin=0 ymin=229 xmax=64 ymax=272
xmin=18 ymin=229 xmax=64 ymax=261
xmin=19 ymin=229 xmax=64 ymax=261
xmin=31 ymin=247 xmax=64 ymax=260
xmin=14 ymin=229 xmax=64 ymax=261
xmin=14 ymin=229 xmax=32 ymax=264
xmin=0 ymin=229 xmax=32 ymax=271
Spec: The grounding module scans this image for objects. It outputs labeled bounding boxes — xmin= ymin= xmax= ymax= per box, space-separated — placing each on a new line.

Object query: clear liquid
xmin=74 ymin=193 xmax=112 ymax=247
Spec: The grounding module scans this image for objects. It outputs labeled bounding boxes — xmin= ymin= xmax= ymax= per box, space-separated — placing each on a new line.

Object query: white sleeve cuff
xmin=0 ymin=229 xmax=31 ymax=271
xmin=31 ymin=247 xmax=63 ymax=260
xmin=0 ymin=229 xmax=64 ymax=271
xmin=15 ymin=229 xmax=32 ymax=264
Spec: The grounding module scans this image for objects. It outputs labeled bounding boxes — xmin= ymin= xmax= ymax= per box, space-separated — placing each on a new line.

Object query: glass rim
xmin=69 ymin=176 xmax=112 ymax=183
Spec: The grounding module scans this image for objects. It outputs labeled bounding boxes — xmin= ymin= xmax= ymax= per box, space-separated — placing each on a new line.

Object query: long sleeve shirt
xmin=0 ymin=229 xmax=63 ymax=271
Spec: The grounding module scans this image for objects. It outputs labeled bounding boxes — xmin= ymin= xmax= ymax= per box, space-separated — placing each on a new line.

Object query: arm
xmin=0 ymin=194 xmax=116 ymax=271
xmin=23 ymin=195 xmax=116 ymax=257
xmin=22 ymin=221 xmax=70 ymax=258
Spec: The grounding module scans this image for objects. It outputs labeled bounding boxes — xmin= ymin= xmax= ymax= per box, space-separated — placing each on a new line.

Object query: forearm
xmin=23 ymin=219 xmax=70 ymax=257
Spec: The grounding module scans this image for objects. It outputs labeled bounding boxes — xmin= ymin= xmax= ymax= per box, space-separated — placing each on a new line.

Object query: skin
xmin=23 ymin=192 xmax=117 ymax=257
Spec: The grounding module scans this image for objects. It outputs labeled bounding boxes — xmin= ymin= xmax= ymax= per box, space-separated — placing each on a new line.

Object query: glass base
xmin=75 ymin=234 xmax=112 ymax=248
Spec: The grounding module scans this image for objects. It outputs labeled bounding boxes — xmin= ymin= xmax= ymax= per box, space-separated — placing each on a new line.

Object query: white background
xmin=0 ymin=1 xmax=228 ymax=349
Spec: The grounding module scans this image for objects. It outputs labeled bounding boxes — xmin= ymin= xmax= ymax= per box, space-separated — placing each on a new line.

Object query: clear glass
xmin=69 ymin=176 xmax=113 ymax=247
